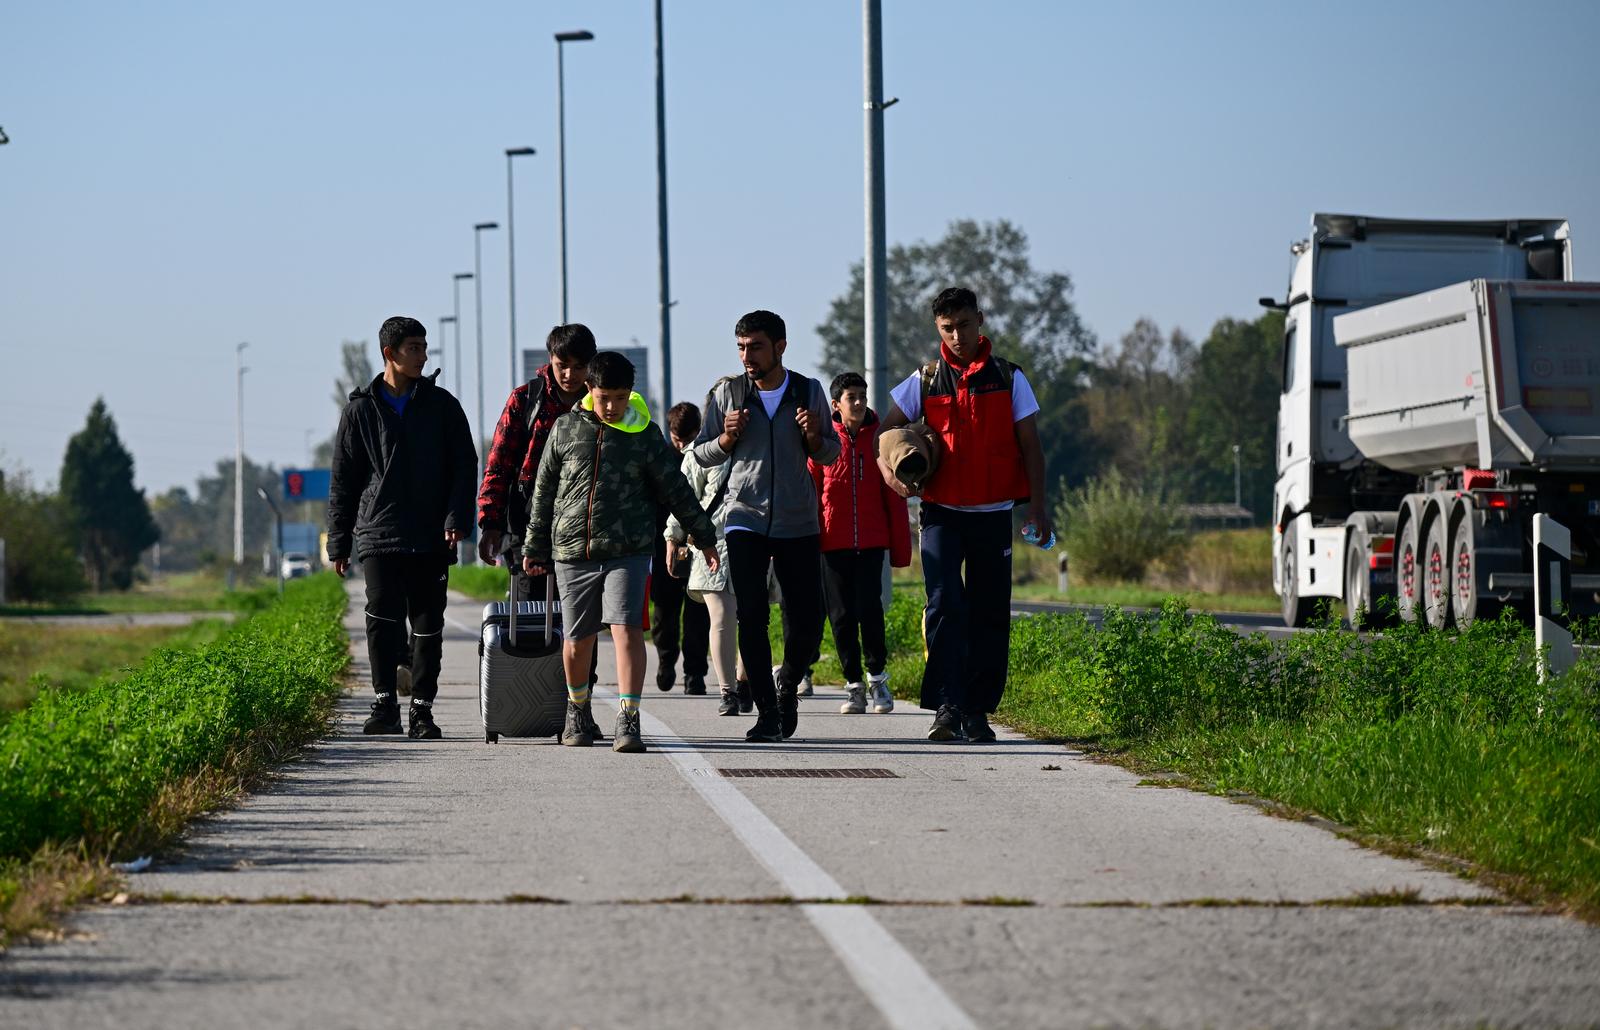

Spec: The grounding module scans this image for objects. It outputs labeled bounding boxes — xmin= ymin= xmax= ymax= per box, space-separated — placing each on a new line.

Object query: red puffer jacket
xmin=810 ymin=411 xmax=912 ymax=566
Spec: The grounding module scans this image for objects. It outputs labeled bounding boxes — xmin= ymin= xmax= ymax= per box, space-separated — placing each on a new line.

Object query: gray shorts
xmin=554 ymin=554 xmax=652 ymax=640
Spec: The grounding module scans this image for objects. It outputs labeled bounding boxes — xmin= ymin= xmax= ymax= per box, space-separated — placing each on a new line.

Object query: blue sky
xmin=3 ymin=0 xmax=1598 ymax=493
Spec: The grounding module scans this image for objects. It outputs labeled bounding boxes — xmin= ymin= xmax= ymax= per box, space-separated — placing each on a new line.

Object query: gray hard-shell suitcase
xmin=478 ymin=573 xmax=566 ymax=743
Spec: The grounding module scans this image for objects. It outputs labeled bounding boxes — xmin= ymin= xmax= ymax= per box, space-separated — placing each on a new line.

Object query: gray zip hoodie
xmin=691 ymin=370 xmax=840 ymax=538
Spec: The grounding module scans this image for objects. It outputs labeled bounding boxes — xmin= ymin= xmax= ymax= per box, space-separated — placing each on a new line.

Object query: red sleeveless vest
xmin=921 ymin=338 xmax=1029 ymax=508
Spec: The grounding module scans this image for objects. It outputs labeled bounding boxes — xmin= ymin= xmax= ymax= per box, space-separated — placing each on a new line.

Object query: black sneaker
xmin=736 ymin=679 xmax=753 ymax=714
xmin=745 ymin=708 xmax=783 ymax=743
xmin=778 ymin=686 xmax=799 ymax=740
xmin=407 ymin=701 xmax=441 ymax=740
xmin=613 ymin=708 xmax=647 ymax=753
xmin=561 ymin=701 xmax=594 ymax=747
xmin=656 ymin=670 xmax=676 ymax=692
xmin=683 ymin=674 xmax=707 ymax=696
xmin=363 ymin=694 xmax=402 ymax=735
xmin=717 ymin=691 xmax=741 ymax=716
xmin=962 ymin=710 xmax=997 ymax=743
xmin=927 ymin=704 xmax=965 ymax=742
xmin=581 ymin=699 xmax=606 ymax=742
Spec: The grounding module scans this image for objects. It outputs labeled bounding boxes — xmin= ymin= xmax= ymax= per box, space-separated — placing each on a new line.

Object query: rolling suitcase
xmin=479 ymin=572 xmax=567 ymax=743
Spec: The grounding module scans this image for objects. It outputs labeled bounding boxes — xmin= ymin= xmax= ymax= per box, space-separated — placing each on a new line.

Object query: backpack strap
xmin=522 ymin=376 xmax=548 ymax=434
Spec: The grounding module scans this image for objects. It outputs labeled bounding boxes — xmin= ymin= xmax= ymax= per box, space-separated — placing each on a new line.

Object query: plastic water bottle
xmin=1021 ymin=521 xmax=1056 ymax=551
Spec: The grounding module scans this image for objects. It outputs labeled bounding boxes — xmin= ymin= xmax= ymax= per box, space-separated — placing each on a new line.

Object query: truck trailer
xmin=1267 ymin=213 xmax=1600 ymax=628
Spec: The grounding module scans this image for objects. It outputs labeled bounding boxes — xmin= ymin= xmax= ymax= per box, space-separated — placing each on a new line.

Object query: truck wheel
xmin=1449 ymin=510 xmax=1499 ymax=629
xmin=1344 ymin=536 xmax=1370 ymax=629
xmin=1396 ymin=518 xmax=1422 ymax=624
xmin=1281 ymin=524 xmax=1311 ymax=628
xmin=1423 ymin=518 xmax=1452 ymax=630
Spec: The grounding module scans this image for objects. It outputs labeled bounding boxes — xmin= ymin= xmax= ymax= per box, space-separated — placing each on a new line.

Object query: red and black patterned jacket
xmin=477 ymin=363 xmax=578 ymax=538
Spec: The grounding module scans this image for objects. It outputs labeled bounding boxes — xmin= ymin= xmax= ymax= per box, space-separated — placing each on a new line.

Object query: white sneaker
xmin=840 ymin=684 xmax=867 ymax=714
xmin=868 ymin=672 xmax=893 ymax=713
xmin=396 ymin=665 xmax=413 ymax=697
xmin=798 ymin=673 xmax=814 ymax=697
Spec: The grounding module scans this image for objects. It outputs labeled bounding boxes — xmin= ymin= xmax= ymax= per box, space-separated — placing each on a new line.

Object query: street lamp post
xmin=1232 ymin=444 xmax=1243 ymax=508
xmin=506 ymin=147 xmax=536 ymax=391
xmin=554 ymin=29 xmax=594 ymax=323
xmin=452 ymin=272 xmax=472 ymax=399
xmin=862 ymin=0 xmax=895 ymax=417
xmin=653 ymin=2 xmax=672 ymax=412
xmin=437 ymin=315 xmax=454 ymax=383
xmin=234 ymin=342 xmax=249 ymax=567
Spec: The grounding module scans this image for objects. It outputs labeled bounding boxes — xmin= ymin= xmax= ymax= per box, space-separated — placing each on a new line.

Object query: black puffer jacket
xmin=326 ymin=371 xmax=478 ymax=563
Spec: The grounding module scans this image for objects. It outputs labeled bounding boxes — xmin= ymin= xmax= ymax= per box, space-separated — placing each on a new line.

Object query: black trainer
xmin=778 ymin=686 xmax=799 ymax=740
xmin=408 ymin=701 xmax=442 ymax=740
xmin=962 ymin=710 xmax=996 ymax=743
xmin=363 ymin=694 xmax=402 ymax=735
xmin=683 ymin=674 xmax=707 ymax=696
xmin=656 ymin=670 xmax=675 ymax=692
xmin=927 ymin=704 xmax=965 ymax=742
xmin=717 ymin=690 xmax=741 ymax=716
xmin=736 ymin=678 xmax=753 ymax=714
xmin=745 ymin=708 xmax=783 ymax=743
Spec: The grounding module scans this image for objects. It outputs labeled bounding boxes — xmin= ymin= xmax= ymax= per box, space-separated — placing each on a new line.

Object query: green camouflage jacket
xmin=525 ymin=395 xmax=718 ymax=563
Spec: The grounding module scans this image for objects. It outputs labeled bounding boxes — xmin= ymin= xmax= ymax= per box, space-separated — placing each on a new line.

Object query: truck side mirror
xmin=1259 ymin=296 xmax=1289 ymax=311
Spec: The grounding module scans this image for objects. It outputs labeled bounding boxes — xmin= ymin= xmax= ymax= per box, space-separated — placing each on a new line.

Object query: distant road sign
xmin=283 ymin=468 xmax=331 ymax=500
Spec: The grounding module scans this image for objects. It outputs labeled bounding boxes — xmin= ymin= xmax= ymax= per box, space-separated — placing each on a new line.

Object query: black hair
xmin=379 ymin=316 xmax=427 ymax=356
xmin=930 ymin=287 xmax=980 ymax=319
xmin=734 ymin=309 xmax=786 ymax=343
xmin=830 ymin=372 xmax=868 ymax=402
xmin=667 ymin=402 xmax=701 ymax=440
xmin=587 ymin=351 xmax=635 ymax=390
xmin=546 ymin=323 xmax=598 ymax=363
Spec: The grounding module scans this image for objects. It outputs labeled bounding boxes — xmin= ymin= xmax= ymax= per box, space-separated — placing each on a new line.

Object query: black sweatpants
xmin=363 ymin=553 xmax=448 ymax=704
xmin=650 ymin=558 xmax=710 ymax=682
xmin=918 ymin=504 xmax=1013 ymax=715
xmin=727 ymin=531 xmax=824 ymax=711
xmin=822 ymin=548 xmax=888 ymax=683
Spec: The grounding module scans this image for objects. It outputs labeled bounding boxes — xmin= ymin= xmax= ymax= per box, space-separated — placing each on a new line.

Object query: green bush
xmin=0 ymin=573 xmax=347 ymax=859
xmin=0 ymin=469 xmax=88 ymax=603
xmin=1056 ymin=469 xmax=1187 ymax=582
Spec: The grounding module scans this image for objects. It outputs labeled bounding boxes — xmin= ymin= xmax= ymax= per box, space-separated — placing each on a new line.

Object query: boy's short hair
xmin=588 ymin=351 xmax=635 ymax=390
xmin=547 ymin=324 xmax=598 ymax=363
xmin=930 ymin=287 xmax=980 ymax=319
xmin=830 ymin=372 xmax=868 ymax=402
xmin=667 ymin=402 xmax=701 ymax=440
xmin=379 ymin=316 xmax=427 ymax=356
xmin=734 ymin=309 xmax=786 ymax=343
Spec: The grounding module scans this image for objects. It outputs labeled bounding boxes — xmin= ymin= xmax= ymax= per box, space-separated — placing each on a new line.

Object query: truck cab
xmin=1269 ymin=214 xmax=1572 ymax=625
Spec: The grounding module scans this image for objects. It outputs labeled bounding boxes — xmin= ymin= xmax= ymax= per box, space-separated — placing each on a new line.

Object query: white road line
xmin=637 ymin=706 xmax=980 ymax=1030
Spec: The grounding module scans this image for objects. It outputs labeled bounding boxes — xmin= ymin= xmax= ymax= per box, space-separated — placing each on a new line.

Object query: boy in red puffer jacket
xmin=810 ymin=372 xmax=912 ymax=714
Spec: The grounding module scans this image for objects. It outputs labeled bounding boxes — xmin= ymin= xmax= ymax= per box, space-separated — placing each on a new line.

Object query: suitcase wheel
xmin=486 ymin=731 xmax=499 ymax=744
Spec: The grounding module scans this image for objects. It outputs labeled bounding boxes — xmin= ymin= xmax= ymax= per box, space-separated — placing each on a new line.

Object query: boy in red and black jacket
xmin=810 ymin=372 xmax=911 ymax=715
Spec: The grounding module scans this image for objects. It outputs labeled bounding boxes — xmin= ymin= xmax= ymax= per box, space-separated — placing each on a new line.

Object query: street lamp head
xmin=454 ymin=272 xmax=474 ymax=281
xmin=506 ymin=147 xmax=536 ymax=157
xmin=474 ymin=221 xmax=500 ymax=232
xmin=256 ymin=486 xmax=268 ymax=501
xmin=554 ymin=29 xmax=594 ymax=42
xmin=441 ymin=315 xmax=457 ymax=324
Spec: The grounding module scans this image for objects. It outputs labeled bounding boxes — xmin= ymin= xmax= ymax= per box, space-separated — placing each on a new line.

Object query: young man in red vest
xmin=877 ymin=287 xmax=1052 ymax=743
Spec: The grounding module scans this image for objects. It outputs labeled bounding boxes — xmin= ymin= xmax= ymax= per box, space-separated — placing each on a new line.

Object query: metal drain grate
xmin=717 ymin=767 xmax=900 ymax=779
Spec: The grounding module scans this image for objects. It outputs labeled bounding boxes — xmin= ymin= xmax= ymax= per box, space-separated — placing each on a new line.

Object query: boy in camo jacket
xmin=523 ymin=349 xmax=720 ymax=753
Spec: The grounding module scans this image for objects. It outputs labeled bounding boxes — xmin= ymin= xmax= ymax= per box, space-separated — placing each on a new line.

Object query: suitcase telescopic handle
xmin=544 ymin=574 xmax=554 ymax=646
xmin=509 ymin=564 xmax=520 ymax=649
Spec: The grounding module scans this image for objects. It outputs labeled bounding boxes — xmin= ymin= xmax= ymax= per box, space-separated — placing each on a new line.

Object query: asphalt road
xmin=3 ymin=578 xmax=1598 ymax=1029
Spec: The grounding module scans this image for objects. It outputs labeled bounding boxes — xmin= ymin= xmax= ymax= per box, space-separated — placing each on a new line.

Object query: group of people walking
xmin=326 ymin=287 xmax=1052 ymax=751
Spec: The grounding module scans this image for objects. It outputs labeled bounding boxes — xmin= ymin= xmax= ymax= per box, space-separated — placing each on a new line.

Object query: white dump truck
xmin=1267 ymin=213 xmax=1600 ymax=628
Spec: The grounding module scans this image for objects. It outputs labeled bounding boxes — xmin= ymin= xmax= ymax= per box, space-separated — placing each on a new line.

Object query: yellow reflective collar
xmin=581 ymin=391 xmax=652 ymax=433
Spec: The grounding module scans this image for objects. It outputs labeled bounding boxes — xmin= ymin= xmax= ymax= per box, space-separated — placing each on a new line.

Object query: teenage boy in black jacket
xmin=327 ymin=316 xmax=478 ymax=739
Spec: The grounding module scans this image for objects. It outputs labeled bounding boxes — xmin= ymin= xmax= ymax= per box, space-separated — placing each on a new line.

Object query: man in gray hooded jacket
xmin=692 ymin=310 xmax=839 ymax=742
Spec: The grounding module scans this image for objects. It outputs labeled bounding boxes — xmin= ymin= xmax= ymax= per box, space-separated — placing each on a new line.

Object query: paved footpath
xmin=3 ymin=578 xmax=1599 ymax=1029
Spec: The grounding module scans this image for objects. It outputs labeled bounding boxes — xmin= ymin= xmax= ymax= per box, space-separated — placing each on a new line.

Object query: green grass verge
xmin=449 ymin=563 xmax=511 ymax=602
xmin=0 ymin=570 xmax=277 ymax=616
xmin=787 ymin=587 xmax=1597 ymax=916
xmin=0 ymin=572 xmax=349 ymax=864
xmin=1010 ymin=580 xmax=1280 ymax=613
xmin=0 ymin=618 xmax=232 ymax=718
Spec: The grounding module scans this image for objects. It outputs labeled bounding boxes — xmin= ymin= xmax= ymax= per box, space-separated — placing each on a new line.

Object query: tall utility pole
xmin=654 ymin=1 xmax=673 ymax=411
xmin=554 ymin=30 xmax=594 ymax=323
xmin=439 ymin=315 xmax=456 ymax=383
xmin=452 ymin=272 xmax=473 ymax=399
xmin=862 ymin=0 xmax=892 ymax=416
xmin=505 ymin=147 xmax=536 ymax=389
xmin=473 ymin=222 xmax=499 ymax=460
xmin=234 ymin=342 xmax=249 ymax=565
